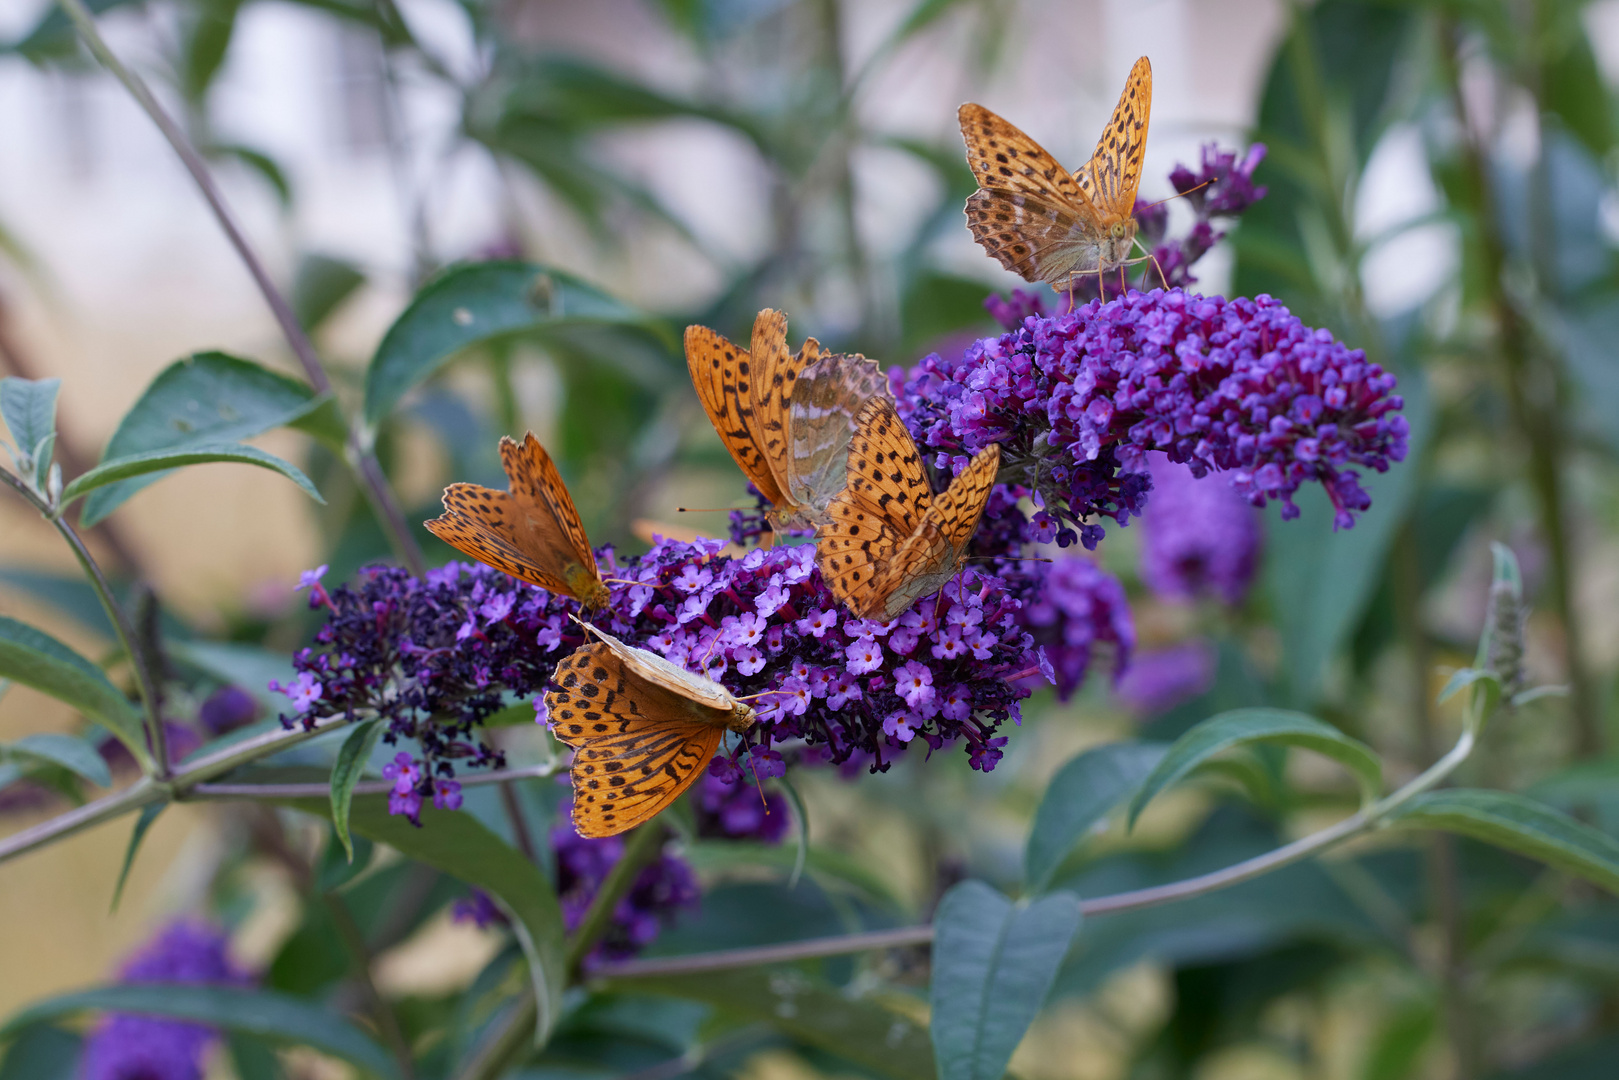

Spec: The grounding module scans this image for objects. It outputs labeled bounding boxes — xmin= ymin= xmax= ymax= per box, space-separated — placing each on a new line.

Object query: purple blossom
xmin=452 ymin=890 xmax=507 ymax=929
xmin=552 ymin=816 xmax=699 ymax=966
xmin=79 ymin=920 xmax=247 ymax=1080
xmin=297 ymin=565 xmax=328 ymax=591
xmin=197 ymin=685 xmax=257 ymax=735
xmin=896 ymin=288 xmax=1408 ymax=546
xmin=1141 ymin=452 xmax=1263 ymax=605
xmin=695 ymin=768 xmax=791 ymax=842
xmin=283 ymin=539 xmax=1040 ymax=809
xmin=1114 ymin=640 xmax=1216 ymax=716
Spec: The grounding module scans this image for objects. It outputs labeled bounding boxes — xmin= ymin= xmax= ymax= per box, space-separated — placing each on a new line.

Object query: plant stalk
xmin=0 ymin=468 xmax=165 ymax=775
xmin=53 ymin=0 xmax=427 ymax=576
xmin=324 ymin=891 xmax=418 ymax=1080
xmin=594 ymin=727 xmax=1479 ymax=981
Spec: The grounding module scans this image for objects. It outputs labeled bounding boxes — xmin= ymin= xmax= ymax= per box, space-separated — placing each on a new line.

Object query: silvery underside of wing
xmin=581 ymin=623 xmax=738 ymax=714
xmin=784 ymin=352 xmax=895 ymax=522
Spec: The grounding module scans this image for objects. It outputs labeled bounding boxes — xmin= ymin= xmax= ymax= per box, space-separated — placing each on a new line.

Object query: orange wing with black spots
xmin=1074 ymin=56 xmax=1152 ymax=217
xmin=546 ymin=624 xmax=757 ymax=838
xmin=958 ymin=56 xmax=1153 ymax=289
xmin=685 ymin=310 xmax=793 ymax=509
xmin=815 ymin=398 xmax=1001 ymax=621
xmin=425 ymin=433 xmax=609 ymax=609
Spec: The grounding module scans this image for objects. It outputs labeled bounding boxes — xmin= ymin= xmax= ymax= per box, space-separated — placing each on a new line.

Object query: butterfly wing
xmin=783 ymin=351 xmax=893 ymax=527
xmin=816 ymin=397 xmax=940 ymax=620
xmin=576 ymin=622 xmax=749 ymax=718
xmin=499 ymin=433 xmax=608 ymax=607
xmin=1077 ymin=56 xmax=1152 ymax=218
xmin=685 ymin=312 xmax=791 ymax=509
xmin=426 ymin=484 xmax=576 ymax=595
xmin=959 ymin=103 xmax=1108 ymax=287
xmin=547 ymin=643 xmax=729 ymax=838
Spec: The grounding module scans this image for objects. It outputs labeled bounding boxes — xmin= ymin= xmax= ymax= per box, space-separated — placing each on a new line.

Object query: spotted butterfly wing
xmin=686 ymin=309 xmax=850 ymax=531
xmin=546 ymin=623 xmax=756 ymax=838
xmin=425 ymin=432 xmax=610 ymax=609
xmin=784 ymin=350 xmax=894 ymax=521
xmin=959 ymin=56 xmax=1152 ymax=289
xmin=1074 ymin=56 xmax=1152 ymax=218
xmin=816 ymin=398 xmax=1002 ymax=621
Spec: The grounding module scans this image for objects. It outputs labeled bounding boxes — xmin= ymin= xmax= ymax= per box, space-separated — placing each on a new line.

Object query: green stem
xmin=53 ymin=0 xmax=426 ymax=577
xmin=454 ymin=825 xmax=667 ymax=1080
xmin=323 ymin=892 xmax=418 ymax=1080
xmin=0 ymin=468 xmax=164 ymax=775
xmin=594 ymin=727 xmax=1480 ymax=980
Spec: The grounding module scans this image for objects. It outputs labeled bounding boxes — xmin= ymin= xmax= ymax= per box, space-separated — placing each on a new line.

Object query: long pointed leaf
xmin=930 ymin=881 xmax=1082 ymax=1080
xmin=1025 ymin=742 xmax=1166 ymax=892
xmin=62 ymin=444 xmax=324 ymax=509
xmin=0 ymin=616 xmax=145 ymax=763
xmin=330 ymin=719 xmax=383 ymax=861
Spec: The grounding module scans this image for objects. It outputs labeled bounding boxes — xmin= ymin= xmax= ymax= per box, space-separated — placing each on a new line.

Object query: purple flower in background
xmin=895 ymin=288 xmax=1408 ymax=547
xmin=1013 ymin=557 xmax=1135 ymax=701
xmin=452 ymin=890 xmax=507 ymax=929
xmin=1114 ymin=640 xmax=1216 ymax=716
xmin=1171 ymin=143 xmax=1268 ymax=217
xmin=695 ymin=768 xmax=790 ymax=842
xmin=552 ymin=815 xmax=699 ymax=966
xmin=197 ymin=686 xmax=257 ymax=735
xmin=1141 ymin=452 xmax=1262 ymax=605
xmin=80 ymin=920 xmax=247 ymax=1080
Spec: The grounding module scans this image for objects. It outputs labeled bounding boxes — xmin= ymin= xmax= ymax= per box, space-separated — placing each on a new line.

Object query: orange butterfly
xmin=424 ymin=432 xmax=610 ymax=610
xmin=816 ymin=398 xmax=1001 ymax=622
xmin=686 ymin=309 xmax=891 ymax=534
xmin=546 ymin=620 xmax=757 ymax=837
xmin=960 ymin=56 xmax=1153 ymax=292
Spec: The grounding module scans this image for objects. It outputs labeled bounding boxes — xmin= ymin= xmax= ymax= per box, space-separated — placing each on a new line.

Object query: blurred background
xmin=6 ymin=0 xmax=1619 ymax=1076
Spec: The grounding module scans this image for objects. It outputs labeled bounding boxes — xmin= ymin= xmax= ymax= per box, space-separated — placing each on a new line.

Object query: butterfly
xmin=816 ymin=397 xmax=1002 ymax=622
xmin=960 ymin=55 xmax=1153 ymax=292
xmin=546 ymin=620 xmax=758 ymax=838
xmin=686 ymin=308 xmax=891 ymax=534
xmin=424 ymin=432 xmax=610 ymax=610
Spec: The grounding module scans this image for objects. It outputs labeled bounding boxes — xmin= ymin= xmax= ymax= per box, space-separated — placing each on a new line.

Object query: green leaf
xmin=603 ymin=967 xmax=933 ymax=1080
xmin=62 ymin=443 xmax=324 ymax=512
xmin=0 ymin=376 xmax=59 ymax=456
xmin=0 ymin=1025 xmax=80 ymax=1080
xmin=362 ymin=261 xmax=664 ymax=430
xmin=930 ymin=880 xmax=1082 ymax=1080
xmin=330 ymin=719 xmax=383 ymax=862
xmin=6 ymin=733 xmax=111 ymax=788
xmin=1385 ymin=790 xmax=1619 ymax=895
xmin=1264 ymin=372 xmax=1430 ymax=702
xmin=0 ymin=985 xmax=397 ymax=1079
xmin=0 ymin=616 xmax=145 ymax=763
xmin=77 ymin=353 xmax=327 ymax=525
xmin=227 ymin=1034 xmax=284 ymax=1080
xmin=681 ymin=841 xmax=906 ymax=909
xmin=110 ymin=803 xmax=165 ymax=914
xmin=1128 ymin=708 xmax=1382 ymax=828
xmin=1025 ymin=742 xmax=1167 ymax=892
xmin=170 ymin=641 xmax=294 ymax=711
xmin=279 ymin=794 xmax=567 ymax=1046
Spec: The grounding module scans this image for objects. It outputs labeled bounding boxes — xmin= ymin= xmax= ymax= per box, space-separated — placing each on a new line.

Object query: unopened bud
xmin=1484 ymin=578 xmax=1526 ymax=700
xmin=46 ymin=462 xmax=62 ymax=507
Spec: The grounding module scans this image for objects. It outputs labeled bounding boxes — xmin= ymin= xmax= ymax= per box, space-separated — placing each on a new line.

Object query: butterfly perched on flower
xmin=546 ymin=620 xmax=757 ymax=838
xmin=686 ymin=308 xmax=891 ymax=534
xmin=960 ymin=55 xmax=1153 ymax=292
xmin=424 ymin=432 xmax=610 ymax=610
xmin=816 ymin=398 xmax=1001 ymax=621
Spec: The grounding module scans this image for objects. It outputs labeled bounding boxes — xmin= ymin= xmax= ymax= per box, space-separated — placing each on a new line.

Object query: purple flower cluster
xmin=1140 ymin=143 xmax=1269 ymax=292
xmin=276 ymin=533 xmax=1095 ymax=814
xmin=1141 ymin=452 xmax=1263 ymax=605
xmin=80 ymin=920 xmax=246 ymax=1080
xmin=695 ymin=767 xmax=790 ymax=842
xmin=895 ymin=288 xmax=1408 ymax=547
xmin=553 ymin=817 xmax=699 ymax=965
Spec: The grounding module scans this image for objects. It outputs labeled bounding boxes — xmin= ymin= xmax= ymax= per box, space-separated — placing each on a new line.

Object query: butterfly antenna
xmin=742 ymin=750 xmax=771 ymax=816
xmin=1138 ymin=178 xmax=1212 ymax=213
xmin=601 ymin=577 xmax=641 ymax=586
xmin=675 ymin=506 xmax=734 ymax=513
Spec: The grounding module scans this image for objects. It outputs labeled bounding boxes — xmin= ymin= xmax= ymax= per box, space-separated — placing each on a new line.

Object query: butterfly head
xmin=726 ymin=702 xmax=759 ymax=734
